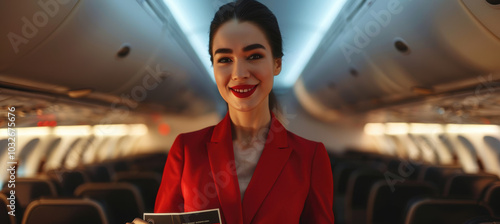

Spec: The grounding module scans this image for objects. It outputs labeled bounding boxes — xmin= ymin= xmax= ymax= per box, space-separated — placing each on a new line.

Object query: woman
xmin=154 ymin=0 xmax=334 ymax=223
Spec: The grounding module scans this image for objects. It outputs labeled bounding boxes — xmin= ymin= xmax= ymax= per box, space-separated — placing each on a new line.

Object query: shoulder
xmin=173 ymin=125 xmax=216 ymax=147
xmin=284 ymin=130 xmax=332 ymax=175
xmin=285 ymin=130 xmax=326 ymax=156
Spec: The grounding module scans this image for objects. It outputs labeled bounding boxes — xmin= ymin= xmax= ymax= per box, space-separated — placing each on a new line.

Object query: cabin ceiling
xmin=162 ymin=0 xmax=349 ymax=89
xmin=1 ymin=0 xmax=499 ymax=122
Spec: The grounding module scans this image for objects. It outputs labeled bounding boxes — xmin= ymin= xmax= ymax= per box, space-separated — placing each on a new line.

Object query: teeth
xmin=233 ymin=86 xmax=255 ymax=93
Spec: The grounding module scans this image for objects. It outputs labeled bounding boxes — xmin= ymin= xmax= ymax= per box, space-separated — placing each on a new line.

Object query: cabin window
xmin=457 ymin=136 xmax=478 ymax=159
xmin=484 ymin=136 xmax=500 ymax=163
xmin=457 ymin=135 xmax=485 ymax=172
xmin=61 ymin=138 xmax=83 ymax=169
xmin=93 ymin=137 xmax=111 ymax=162
xmin=0 ymin=139 xmax=8 ymax=162
xmin=407 ymin=134 xmax=423 ymax=161
xmin=439 ymin=135 xmax=459 ymax=165
xmin=18 ymin=138 xmax=40 ymax=177
xmin=44 ymin=138 xmax=62 ymax=164
xmin=419 ymin=136 xmax=440 ymax=164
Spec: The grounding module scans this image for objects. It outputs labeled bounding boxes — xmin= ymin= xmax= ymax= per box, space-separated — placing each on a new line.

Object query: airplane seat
xmin=328 ymin=151 xmax=341 ymax=171
xmin=366 ymin=180 xmax=439 ymax=224
xmin=45 ymin=169 xmax=89 ymax=196
xmin=21 ymin=198 xmax=108 ymax=224
xmin=341 ymin=149 xmax=384 ymax=160
xmin=130 ymin=152 xmax=167 ymax=174
xmin=387 ymin=160 xmax=426 ymax=180
xmin=74 ymin=182 xmax=144 ymax=224
xmin=418 ymin=166 xmax=464 ymax=195
xmin=333 ymin=156 xmax=388 ymax=223
xmin=332 ymin=161 xmax=361 ymax=224
xmin=403 ymin=199 xmax=492 ymax=224
xmin=333 ymin=161 xmax=364 ymax=196
xmin=344 ymin=169 xmax=385 ymax=224
xmin=0 ymin=193 xmax=16 ymax=224
xmin=480 ymin=181 xmax=500 ymax=219
xmin=113 ymin=171 xmax=161 ymax=213
xmin=5 ymin=178 xmax=57 ymax=212
xmin=443 ymin=173 xmax=500 ymax=200
xmin=44 ymin=178 xmax=64 ymax=198
xmin=463 ymin=216 xmax=500 ymax=224
xmin=109 ymin=159 xmax=131 ymax=172
xmin=82 ymin=164 xmax=114 ymax=182
xmin=340 ymin=150 xmax=398 ymax=166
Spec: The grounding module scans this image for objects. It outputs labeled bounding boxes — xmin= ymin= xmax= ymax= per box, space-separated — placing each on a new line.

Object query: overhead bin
xmin=297 ymin=0 xmax=500 ymax=119
xmin=0 ymin=0 xmax=219 ymax=114
xmin=1 ymin=0 xmax=165 ymax=93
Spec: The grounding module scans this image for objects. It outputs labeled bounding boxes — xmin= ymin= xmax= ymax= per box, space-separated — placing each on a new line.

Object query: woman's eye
xmin=248 ymin=54 xmax=263 ymax=60
xmin=218 ymin=57 xmax=232 ymax=63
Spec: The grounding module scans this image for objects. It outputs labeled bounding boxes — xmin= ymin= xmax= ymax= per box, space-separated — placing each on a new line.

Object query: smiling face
xmin=212 ymin=20 xmax=282 ymax=113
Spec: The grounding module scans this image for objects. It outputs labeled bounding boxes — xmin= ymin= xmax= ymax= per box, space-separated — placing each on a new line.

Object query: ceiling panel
xmin=162 ymin=0 xmax=348 ymax=89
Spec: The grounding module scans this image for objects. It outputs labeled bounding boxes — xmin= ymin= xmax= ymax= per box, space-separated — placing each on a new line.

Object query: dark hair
xmin=209 ymin=0 xmax=283 ymax=114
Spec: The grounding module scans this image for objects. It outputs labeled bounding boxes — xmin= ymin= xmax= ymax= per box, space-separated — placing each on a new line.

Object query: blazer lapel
xmin=206 ymin=112 xmax=244 ymax=224
xmin=242 ymin=113 xmax=292 ymax=224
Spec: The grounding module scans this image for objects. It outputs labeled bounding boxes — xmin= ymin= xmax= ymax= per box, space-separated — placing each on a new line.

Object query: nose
xmin=231 ymin=60 xmax=250 ymax=80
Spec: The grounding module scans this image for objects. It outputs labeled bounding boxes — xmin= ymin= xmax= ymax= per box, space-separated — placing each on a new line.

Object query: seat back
xmin=114 ymin=171 xmax=161 ymax=212
xmin=346 ymin=169 xmax=385 ymax=209
xmin=130 ymin=153 xmax=167 ymax=174
xmin=418 ymin=166 xmax=463 ymax=194
xmin=404 ymin=199 xmax=491 ymax=224
xmin=333 ymin=162 xmax=359 ymax=196
xmin=75 ymin=182 xmax=144 ymax=224
xmin=83 ymin=164 xmax=113 ymax=182
xmin=443 ymin=173 xmax=499 ymax=199
xmin=333 ymin=162 xmax=360 ymax=224
xmin=344 ymin=169 xmax=384 ymax=224
xmin=46 ymin=169 xmax=89 ymax=196
xmin=21 ymin=198 xmax=108 ymax=224
xmin=0 ymin=193 xmax=16 ymax=224
xmin=367 ymin=180 xmax=438 ymax=224
xmin=14 ymin=178 xmax=57 ymax=210
xmin=463 ymin=215 xmax=500 ymax=224
xmin=481 ymin=181 xmax=500 ymax=219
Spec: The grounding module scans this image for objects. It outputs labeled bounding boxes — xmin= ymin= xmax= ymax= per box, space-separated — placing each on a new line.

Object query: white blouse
xmin=233 ymin=140 xmax=265 ymax=200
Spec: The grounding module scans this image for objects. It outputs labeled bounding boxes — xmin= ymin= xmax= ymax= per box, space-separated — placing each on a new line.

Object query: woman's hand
xmin=126 ymin=218 xmax=150 ymax=224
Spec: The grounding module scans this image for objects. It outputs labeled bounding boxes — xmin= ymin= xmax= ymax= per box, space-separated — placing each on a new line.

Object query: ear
xmin=273 ymin=58 xmax=282 ymax=76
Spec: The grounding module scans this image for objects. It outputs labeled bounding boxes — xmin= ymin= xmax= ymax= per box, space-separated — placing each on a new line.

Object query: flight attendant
xmin=154 ymin=0 xmax=334 ymax=223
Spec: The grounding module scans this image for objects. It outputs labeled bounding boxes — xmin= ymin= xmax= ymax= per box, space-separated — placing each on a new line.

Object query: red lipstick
xmin=230 ymin=84 xmax=258 ymax=98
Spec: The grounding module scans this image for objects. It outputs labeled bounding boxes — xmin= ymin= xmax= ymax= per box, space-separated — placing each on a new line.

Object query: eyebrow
xmin=214 ymin=43 xmax=266 ymax=55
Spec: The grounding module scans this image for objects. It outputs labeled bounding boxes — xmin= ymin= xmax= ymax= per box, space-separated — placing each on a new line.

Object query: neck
xmin=229 ymin=103 xmax=271 ymax=143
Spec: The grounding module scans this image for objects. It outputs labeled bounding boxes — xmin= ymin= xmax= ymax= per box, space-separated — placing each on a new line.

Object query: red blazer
xmin=155 ymin=112 xmax=334 ymax=224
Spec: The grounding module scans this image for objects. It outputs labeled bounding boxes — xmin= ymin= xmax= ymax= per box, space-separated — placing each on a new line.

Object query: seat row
xmin=0 ymin=152 xmax=167 ymax=224
xmin=330 ymin=151 xmax=500 ymax=224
